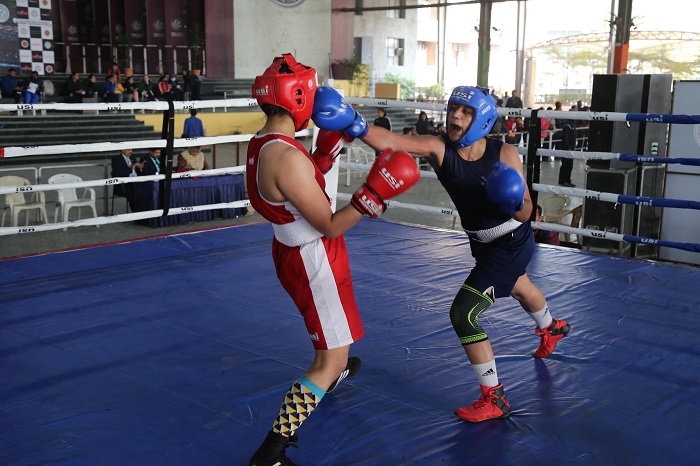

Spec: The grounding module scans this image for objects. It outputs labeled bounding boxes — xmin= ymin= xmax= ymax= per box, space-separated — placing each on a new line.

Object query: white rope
xmin=533 ymin=183 xmax=620 ymax=203
xmin=0 ymin=129 xmax=312 ymax=158
xmin=0 ymin=98 xmax=259 ymax=113
xmin=0 ymin=166 xmax=247 ymax=195
xmin=0 ymin=200 xmax=252 ymax=236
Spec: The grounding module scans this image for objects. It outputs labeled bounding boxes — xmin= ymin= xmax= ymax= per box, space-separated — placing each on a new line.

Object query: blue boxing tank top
xmin=436 ymin=135 xmax=514 ymax=232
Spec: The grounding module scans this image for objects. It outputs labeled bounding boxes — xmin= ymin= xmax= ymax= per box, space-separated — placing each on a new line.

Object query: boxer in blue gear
xmin=312 ymin=85 xmax=571 ymax=422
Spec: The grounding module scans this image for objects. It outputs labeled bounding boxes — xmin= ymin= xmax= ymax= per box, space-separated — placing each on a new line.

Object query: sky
xmin=507 ymin=0 xmax=699 ymax=47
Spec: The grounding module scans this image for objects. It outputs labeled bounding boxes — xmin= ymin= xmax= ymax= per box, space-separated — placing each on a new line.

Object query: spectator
xmin=110 ymin=148 xmax=143 ymax=209
xmin=504 ymin=116 xmax=523 ymax=145
xmin=435 ymin=122 xmax=446 ymax=136
xmin=538 ymin=107 xmax=550 ymax=139
xmin=102 ymin=75 xmax=121 ymax=103
xmin=122 ymin=75 xmax=137 ymax=102
xmin=157 ymin=74 xmax=172 ymax=100
xmin=65 ymin=72 xmax=85 ymax=103
xmin=415 ymin=111 xmax=430 ymax=135
xmin=170 ymin=73 xmax=183 ymax=100
xmin=176 ymin=146 xmax=209 ymax=172
xmin=107 ymin=62 xmax=121 ymax=83
xmin=138 ymin=75 xmax=156 ymax=102
xmin=140 ymin=148 xmax=162 ymax=176
xmin=2 ymin=68 xmax=24 ymax=103
xmin=557 ymin=108 xmax=578 ymax=187
xmin=490 ymin=98 xmax=505 ymax=136
xmin=182 ymin=109 xmax=205 ymax=138
xmin=190 ymin=71 xmax=202 ymax=100
xmin=402 ymin=126 xmax=417 ymax=135
xmin=22 ymin=71 xmax=43 ymax=104
xmin=533 ymin=205 xmax=561 ymax=246
xmin=83 ymin=74 xmax=99 ymax=100
xmin=179 ymin=69 xmax=192 ymax=100
xmin=373 ymin=108 xmax=391 ymax=131
xmin=505 ymin=89 xmax=523 ymax=109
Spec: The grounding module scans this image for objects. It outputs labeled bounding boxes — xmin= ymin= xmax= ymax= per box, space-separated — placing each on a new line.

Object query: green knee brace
xmin=449 ymin=284 xmax=494 ymax=345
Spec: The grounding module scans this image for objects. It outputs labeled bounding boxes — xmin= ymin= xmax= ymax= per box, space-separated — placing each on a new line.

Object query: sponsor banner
xmin=17 ymin=0 xmax=54 ymax=74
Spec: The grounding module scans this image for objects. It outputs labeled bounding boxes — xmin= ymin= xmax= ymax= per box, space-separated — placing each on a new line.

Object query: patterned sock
xmin=471 ymin=359 xmax=499 ymax=387
xmin=272 ymin=376 xmax=325 ymax=437
xmin=528 ymin=303 xmax=553 ymax=330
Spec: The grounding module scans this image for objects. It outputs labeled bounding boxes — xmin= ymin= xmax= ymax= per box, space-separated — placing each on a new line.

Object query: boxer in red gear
xmin=247 ymin=54 xmax=419 ymax=466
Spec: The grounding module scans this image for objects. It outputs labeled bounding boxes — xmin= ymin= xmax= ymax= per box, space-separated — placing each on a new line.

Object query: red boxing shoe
xmin=455 ymin=384 xmax=511 ymax=422
xmin=534 ymin=319 xmax=570 ymax=358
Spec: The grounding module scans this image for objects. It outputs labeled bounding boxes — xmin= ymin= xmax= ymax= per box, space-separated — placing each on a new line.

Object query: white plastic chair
xmin=0 ymin=176 xmax=48 ymax=227
xmin=47 ymin=173 xmax=98 ymax=230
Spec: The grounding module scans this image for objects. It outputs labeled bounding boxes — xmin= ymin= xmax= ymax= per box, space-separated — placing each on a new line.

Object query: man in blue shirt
xmin=182 ymin=109 xmax=205 ymax=138
xmin=1 ymin=69 xmax=23 ymax=103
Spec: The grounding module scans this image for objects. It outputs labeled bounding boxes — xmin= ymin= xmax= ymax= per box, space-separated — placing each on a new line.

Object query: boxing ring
xmin=2 ymin=98 xmax=700 ymax=465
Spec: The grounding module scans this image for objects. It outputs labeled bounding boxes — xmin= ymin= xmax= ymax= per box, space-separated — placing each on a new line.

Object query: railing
xmin=57 ymin=42 xmax=206 ymax=77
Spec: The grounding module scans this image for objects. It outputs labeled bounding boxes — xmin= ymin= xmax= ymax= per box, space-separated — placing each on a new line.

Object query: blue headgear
xmin=447 ymin=86 xmax=498 ymax=147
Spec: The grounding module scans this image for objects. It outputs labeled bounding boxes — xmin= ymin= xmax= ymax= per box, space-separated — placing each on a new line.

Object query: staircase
xmin=200 ymin=78 xmax=255 ymax=99
xmin=0 ymin=114 xmax=159 ymax=147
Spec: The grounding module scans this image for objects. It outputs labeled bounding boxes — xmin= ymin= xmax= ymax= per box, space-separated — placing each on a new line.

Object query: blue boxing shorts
xmin=465 ymin=222 xmax=535 ymax=298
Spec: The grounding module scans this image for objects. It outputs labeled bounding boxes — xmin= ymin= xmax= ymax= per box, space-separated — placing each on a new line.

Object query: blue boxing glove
xmin=485 ymin=162 xmax=525 ymax=215
xmin=312 ymin=86 xmax=368 ymax=138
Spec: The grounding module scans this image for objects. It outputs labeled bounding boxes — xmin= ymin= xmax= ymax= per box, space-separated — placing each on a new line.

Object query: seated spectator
xmin=65 ymin=72 xmax=85 ymax=103
xmin=83 ymin=74 xmax=99 ymax=100
xmin=107 ymin=62 xmax=121 ymax=83
xmin=435 ymin=122 xmax=446 ymax=136
xmin=373 ymin=108 xmax=391 ymax=131
xmin=140 ymin=148 xmax=162 ymax=176
xmin=170 ymin=74 xmax=183 ymax=100
xmin=110 ymin=148 xmax=143 ymax=209
xmin=22 ymin=71 xmax=43 ymax=104
xmin=402 ymin=126 xmax=417 ymax=135
xmin=2 ymin=68 xmax=24 ymax=103
xmin=138 ymin=75 xmax=156 ymax=102
xmin=533 ymin=205 xmax=561 ymax=246
xmin=122 ymin=76 xmax=137 ymax=102
xmin=415 ymin=111 xmax=430 ymax=135
xmin=176 ymin=146 xmax=209 ymax=172
xmin=504 ymin=116 xmax=524 ymax=145
xmin=103 ymin=75 xmax=125 ymax=103
xmin=157 ymin=75 xmax=172 ymax=100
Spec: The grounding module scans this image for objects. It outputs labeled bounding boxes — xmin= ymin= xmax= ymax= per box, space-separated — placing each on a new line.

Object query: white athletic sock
xmin=528 ymin=303 xmax=553 ymax=330
xmin=472 ymin=360 xmax=499 ymax=387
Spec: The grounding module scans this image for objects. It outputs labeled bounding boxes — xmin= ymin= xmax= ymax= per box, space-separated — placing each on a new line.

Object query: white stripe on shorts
xmin=299 ymin=239 xmax=353 ymax=349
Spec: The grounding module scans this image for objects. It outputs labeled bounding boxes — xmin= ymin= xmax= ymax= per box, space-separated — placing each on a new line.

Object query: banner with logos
xmin=17 ymin=0 xmax=55 ymax=74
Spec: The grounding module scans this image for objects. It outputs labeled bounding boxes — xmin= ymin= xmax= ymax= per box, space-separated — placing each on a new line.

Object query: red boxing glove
xmin=351 ymin=150 xmax=420 ymax=217
xmin=312 ymin=129 xmax=353 ymax=174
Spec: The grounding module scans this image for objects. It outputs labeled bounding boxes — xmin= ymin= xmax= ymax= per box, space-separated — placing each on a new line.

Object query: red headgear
xmin=252 ymin=53 xmax=318 ymax=131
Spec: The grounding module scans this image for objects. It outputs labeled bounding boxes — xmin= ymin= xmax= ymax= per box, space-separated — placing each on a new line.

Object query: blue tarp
xmin=1 ymin=219 xmax=699 ymax=465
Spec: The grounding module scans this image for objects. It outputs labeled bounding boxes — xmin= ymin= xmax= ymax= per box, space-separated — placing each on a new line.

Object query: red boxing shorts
xmin=273 ymin=234 xmax=364 ymax=350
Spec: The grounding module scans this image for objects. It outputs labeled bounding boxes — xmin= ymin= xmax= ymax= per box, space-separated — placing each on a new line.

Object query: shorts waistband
xmin=465 ymin=218 xmax=522 ymax=243
xmin=272 ymin=220 xmax=323 ymax=247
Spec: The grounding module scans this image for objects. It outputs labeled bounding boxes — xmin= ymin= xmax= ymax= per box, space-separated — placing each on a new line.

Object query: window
xmin=386 ymin=37 xmax=404 ymax=66
xmin=387 ymin=0 xmax=406 ymax=19
xmin=354 ymin=37 xmax=363 ymax=61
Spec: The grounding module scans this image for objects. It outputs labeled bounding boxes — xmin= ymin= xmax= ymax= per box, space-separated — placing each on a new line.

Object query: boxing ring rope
xmin=2 ymin=98 xmax=700 ymax=255
xmin=0 ymin=98 xmax=316 ymax=235
xmin=342 ymin=97 xmax=700 ymax=255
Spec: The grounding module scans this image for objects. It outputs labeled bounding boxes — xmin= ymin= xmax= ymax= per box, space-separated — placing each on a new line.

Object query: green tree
xmin=629 ymin=46 xmax=700 ymax=79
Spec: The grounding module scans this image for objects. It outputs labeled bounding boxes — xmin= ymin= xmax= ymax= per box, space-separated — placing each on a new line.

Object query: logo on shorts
xmin=309 ymin=333 xmax=319 ymax=341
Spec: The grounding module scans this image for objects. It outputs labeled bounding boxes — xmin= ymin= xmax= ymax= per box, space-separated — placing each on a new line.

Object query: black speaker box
xmin=587 ymin=74 xmax=672 ymax=169
xmin=582 ymin=168 xmax=635 ymax=255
